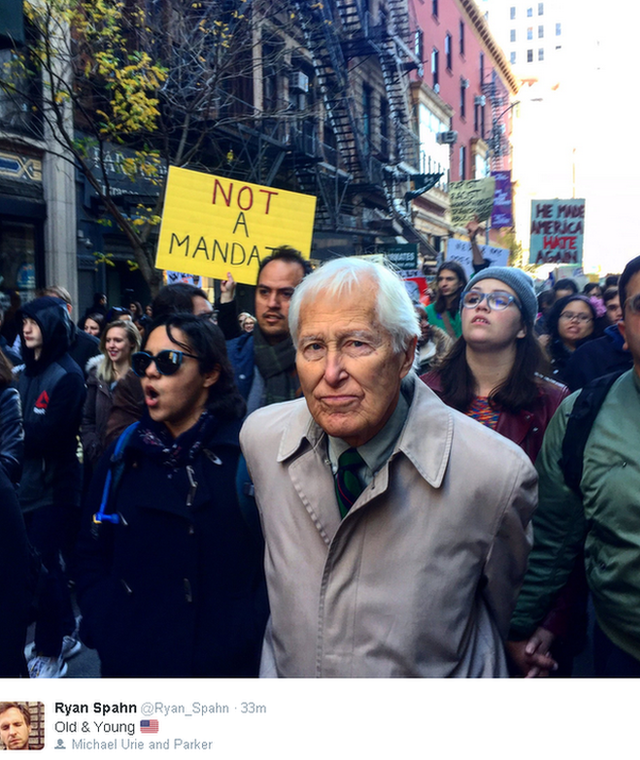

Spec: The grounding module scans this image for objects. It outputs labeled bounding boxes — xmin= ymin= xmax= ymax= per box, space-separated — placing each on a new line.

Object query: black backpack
xmin=558 ymin=370 xmax=627 ymax=497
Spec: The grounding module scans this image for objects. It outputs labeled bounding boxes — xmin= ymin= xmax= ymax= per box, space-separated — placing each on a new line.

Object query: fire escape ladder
xmin=293 ymin=1 xmax=368 ymax=182
xmin=482 ymin=71 xmax=507 ymax=166
xmin=334 ymin=0 xmax=364 ymax=37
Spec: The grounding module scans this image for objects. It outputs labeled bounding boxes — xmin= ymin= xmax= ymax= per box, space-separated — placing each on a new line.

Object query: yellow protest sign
xmin=156 ymin=167 xmax=317 ymax=284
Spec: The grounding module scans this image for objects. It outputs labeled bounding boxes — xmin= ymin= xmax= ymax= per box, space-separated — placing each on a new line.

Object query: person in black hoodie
xmin=16 ymin=296 xmax=86 ymax=678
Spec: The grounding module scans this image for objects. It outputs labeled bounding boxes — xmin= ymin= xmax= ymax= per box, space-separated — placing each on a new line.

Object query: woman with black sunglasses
xmin=75 ymin=315 xmax=268 ymax=677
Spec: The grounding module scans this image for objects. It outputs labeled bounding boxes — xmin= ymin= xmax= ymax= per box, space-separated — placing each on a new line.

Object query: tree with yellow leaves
xmin=0 ymin=0 xmax=300 ymax=294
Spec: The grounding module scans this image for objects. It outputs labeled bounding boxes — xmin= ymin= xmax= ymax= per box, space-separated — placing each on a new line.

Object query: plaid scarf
xmin=252 ymin=325 xmax=301 ymax=405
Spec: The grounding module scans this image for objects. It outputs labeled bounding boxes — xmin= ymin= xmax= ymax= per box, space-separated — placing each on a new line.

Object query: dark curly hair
xmin=150 ymin=315 xmax=246 ymax=421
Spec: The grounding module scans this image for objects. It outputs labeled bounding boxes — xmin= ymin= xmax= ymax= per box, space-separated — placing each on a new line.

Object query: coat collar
xmin=276 ymin=375 xmax=453 ymax=489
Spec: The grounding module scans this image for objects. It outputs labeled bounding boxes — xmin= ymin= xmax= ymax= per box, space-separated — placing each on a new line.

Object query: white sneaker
xmin=28 ymin=655 xmax=68 ymax=678
xmin=61 ymin=635 xmax=82 ymax=660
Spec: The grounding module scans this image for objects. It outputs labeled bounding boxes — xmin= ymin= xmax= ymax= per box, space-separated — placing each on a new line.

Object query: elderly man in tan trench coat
xmin=240 ymin=257 xmax=537 ymax=677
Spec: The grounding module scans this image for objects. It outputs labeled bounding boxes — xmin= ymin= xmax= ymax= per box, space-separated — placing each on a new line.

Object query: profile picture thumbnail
xmin=0 ymin=702 xmax=44 ymax=751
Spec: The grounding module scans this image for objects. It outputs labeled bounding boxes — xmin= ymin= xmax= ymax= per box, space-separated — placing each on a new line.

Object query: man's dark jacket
xmin=562 ymin=324 xmax=633 ymax=392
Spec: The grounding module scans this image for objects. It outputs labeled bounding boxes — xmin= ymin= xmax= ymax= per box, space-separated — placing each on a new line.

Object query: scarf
xmin=133 ymin=411 xmax=218 ymax=470
xmin=252 ymin=324 xmax=301 ymax=406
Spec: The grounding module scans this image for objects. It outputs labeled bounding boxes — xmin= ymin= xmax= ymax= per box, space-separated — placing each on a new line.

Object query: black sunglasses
xmin=131 ymin=349 xmax=201 ymax=377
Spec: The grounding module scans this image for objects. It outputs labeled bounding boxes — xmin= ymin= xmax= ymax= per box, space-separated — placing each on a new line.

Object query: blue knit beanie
xmin=461 ymin=267 xmax=537 ymax=326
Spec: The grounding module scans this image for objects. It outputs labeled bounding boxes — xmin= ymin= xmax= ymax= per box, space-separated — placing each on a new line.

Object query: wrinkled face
xmin=105 ymin=326 xmax=134 ymax=365
xmin=296 ymin=282 xmax=415 ymax=447
xmin=140 ymin=327 xmax=218 ymax=438
xmin=84 ymin=318 xmax=101 ymax=337
xmin=255 ymin=259 xmax=305 ymax=344
xmin=619 ymin=273 xmax=640 ymax=373
xmin=437 ymin=268 xmax=462 ymax=298
xmin=558 ymin=300 xmax=594 ymax=346
xmin=0 ymin=708 xmax=30 ymax=750
xmin=22 ymin=317 xmax=43 ymax=352
xmin=605 ymin=295 xmax=622 ymax=324
xmin=462 ymin=279 xmax=526 ymax=351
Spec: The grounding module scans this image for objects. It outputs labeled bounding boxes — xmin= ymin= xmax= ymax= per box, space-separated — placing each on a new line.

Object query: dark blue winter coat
xmin=226 ymin=332 xmax=254 ymax=400
xmin=75 ymin=412 xmax=268 ymax=677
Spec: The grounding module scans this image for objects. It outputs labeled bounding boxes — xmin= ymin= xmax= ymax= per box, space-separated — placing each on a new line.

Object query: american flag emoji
xmin=140 ymin=719 xmax=159 ymax=734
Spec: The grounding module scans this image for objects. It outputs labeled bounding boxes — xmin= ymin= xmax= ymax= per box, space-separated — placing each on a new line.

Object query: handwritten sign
xmin=156 ymin=167 xmax=316 ymax=285
xmin=446 ymin=238 xmax=509 ymax=278
xmin=529 ymin=199 xmax=585 ymax=265
xmin=449 ymin=177 xmax=496 ymax=226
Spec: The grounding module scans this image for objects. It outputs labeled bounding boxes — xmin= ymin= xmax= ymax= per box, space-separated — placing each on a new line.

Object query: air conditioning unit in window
xmin=474 ymin=95 xmax=486 ymax=106
xmin=292 ymin=71 xmax=309 ymax=93
xmin=461 ymin=78 xmax=470 ymax=89
xmin=436 ymin=130 xmax=458 ymax=145
xmin=433 ymin=83 xmax=440 ymax=94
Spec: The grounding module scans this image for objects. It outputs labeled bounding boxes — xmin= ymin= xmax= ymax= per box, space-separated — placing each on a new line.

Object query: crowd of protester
xmin=1 ymin=242 xmax=639 ymax=679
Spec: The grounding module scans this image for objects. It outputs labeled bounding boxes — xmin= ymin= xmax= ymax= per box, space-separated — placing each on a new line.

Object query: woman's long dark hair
xmin=433 ymin=261 xmax=468 ymax=314
xmin=435 ymin=328 xmax=549 ymax=414
xmin=151 ymin=315 xmax=246 ymax=421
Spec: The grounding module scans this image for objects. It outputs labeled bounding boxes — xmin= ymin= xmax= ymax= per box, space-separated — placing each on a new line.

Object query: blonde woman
xmin=81 ymin=320 xmax=141 ymax=469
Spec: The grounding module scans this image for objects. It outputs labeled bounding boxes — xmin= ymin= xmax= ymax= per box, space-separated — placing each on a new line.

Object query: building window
xmin=460 ymin=80 xmax=466 ymax=119
xmin=432 ymin=0 xmax=438 ymax=17
xmin=510 ymin=6 xmax=516 ymax=19
xmin=527 ymin=7 xmax=533 ymax=16
xmin=415 ymin=28 xmax=424 ymax=61
xmin=480 ymin=104 xmax=485 ymax=138
xmin=538 ymin=47 xmax=544 ymax=60
xmin=459 ymin=145 xmax=466 ymax=179
xmin=510 ymin=29 xmax=516 ymax=42
xmin=527 ymin=27 xmax=533 ymax=40
xmin=556 ymin=22 xmax=562 ymax=35
xmin=445 ymin=33 xmax=452 ymax=69
xmin=538 ymin=25 xmax=544 ymax=38
xmin=538 ymin=2 xmax=544 ymax=13
xmin=510 ymin=51 xmax=516 ymax=64
xmin=432 ymin=48 xmax=439 ymax=88
xmin=527 ymin=49 xmax=533 ymax=62
xmin=459 ymin=20 xmax=465 ymax=56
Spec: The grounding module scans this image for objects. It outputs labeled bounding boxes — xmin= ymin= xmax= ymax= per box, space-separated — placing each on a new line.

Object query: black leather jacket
xmin=0 ymin=385 xmax=24 ymax=485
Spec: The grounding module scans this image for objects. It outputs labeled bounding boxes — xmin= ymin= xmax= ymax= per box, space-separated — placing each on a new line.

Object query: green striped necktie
xmin=334 ymin=447 xmax=365 ymax=519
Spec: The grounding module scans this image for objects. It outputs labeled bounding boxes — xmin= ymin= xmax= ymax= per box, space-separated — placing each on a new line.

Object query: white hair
xmin=288 ymin=257 xmax=420 ymax=354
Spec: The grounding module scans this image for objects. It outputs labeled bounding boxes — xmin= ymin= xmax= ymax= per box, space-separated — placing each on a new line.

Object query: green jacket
xmin=510 ymin=369 xmax=640 ymax=661
xmin=425 ymin=303 xmax=462 ymax=339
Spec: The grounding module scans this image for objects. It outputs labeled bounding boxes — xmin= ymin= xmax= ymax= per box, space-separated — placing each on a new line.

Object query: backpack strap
xmin=559 ymin=370 xmax=625 ymax=497
xmin=93 ymin=421 xmax=140 ymax=525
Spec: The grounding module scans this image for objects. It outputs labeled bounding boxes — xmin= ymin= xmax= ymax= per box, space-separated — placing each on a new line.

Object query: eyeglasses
xmin=624 ymin=293 xmax=640 ymax=315
xmin=559 ymin=312 xmax=593 ymax=324
xmin=462 ymin=290 xmax=521 ymax=311
xmin=131 ymin=349 xmax=201 ymax=377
